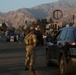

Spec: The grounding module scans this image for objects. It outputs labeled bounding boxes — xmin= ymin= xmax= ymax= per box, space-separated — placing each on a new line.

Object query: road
xmin=0 ymin=42 xmax=59 ymax=75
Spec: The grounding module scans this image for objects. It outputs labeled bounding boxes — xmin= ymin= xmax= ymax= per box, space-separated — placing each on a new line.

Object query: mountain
xmin=59 ymin=0 xmax=76 ymax=7
xmin=0 ymin=0 xmax=76 ymax=28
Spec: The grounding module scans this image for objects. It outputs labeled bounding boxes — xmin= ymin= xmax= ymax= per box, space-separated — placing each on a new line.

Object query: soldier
xmin=24 ymin=26 xmax=37 ymax=71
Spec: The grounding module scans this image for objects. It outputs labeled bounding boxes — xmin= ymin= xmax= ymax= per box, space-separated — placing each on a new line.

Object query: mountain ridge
xmin=0 ymin=0 xmax=76 ymax=28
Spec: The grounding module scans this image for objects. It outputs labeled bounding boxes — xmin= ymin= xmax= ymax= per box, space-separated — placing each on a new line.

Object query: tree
xmin=36 ymin=19 xmax=41 ymax=25
xmin=49 ymin=18 xmax=54 ymax=23
xmin=2 ymin=23 xmax=7 ymax=32
xmin=41 ymin=19 xmax=48 ymax=26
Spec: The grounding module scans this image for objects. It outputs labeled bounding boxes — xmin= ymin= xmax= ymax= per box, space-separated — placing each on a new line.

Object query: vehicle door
xmin=50 ymin=29 xmax=67 ymax=60
xmin=48 ymin=30 xmax=61 ymax=60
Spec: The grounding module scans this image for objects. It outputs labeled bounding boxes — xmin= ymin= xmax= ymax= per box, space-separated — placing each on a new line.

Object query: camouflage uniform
xmin=24 ymin=31 xmax=37 ymax=71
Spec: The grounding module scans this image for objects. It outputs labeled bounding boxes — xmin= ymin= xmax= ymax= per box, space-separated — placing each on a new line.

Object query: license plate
xmin=10 ymin=36 xmax=14 ymax=42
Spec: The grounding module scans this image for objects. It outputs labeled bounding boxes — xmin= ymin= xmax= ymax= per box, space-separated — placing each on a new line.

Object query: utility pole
xmin=73 ymin=15 xmax=75 ymax=25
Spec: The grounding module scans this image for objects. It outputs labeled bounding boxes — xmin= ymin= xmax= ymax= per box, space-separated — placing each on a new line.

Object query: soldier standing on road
xmin=24 ymin=26 xmax=37 ymax=71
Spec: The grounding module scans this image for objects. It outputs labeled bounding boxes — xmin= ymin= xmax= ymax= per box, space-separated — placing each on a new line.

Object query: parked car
xmin=6 ymin=31 xmax=18 ymax=42
xmin=34 ymin=30 xmax=44 ymax=45
xmin=46 ymin=26 xmax=76 ymax=75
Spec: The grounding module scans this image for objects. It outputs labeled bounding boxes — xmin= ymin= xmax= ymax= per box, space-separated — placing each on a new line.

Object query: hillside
xmin=0 ymin=0 xmax=76 ymax=28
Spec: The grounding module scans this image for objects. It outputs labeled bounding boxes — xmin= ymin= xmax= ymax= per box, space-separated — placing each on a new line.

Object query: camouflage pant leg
xmin=25 ymin=51 xmax=30 ymax=67
xmin=30 ymin=50 xmax=36 ymax=66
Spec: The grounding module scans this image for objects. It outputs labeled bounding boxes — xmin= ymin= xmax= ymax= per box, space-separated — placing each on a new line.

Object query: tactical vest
xmin=24 ymin=32 xmax=34 ymax=45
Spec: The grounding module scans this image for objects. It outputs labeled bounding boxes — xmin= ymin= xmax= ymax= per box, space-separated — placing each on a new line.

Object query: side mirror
xmin=51 ymin=39 xmax=57 ymax=44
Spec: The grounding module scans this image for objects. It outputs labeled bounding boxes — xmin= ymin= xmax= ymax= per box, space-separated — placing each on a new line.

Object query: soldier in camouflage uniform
xmin=24 ymin=26 xmax=37 ymax=71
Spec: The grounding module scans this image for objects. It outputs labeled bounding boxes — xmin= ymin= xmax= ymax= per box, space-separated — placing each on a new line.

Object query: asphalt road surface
xmin=0 ymin=42 xmax=59 ymax=75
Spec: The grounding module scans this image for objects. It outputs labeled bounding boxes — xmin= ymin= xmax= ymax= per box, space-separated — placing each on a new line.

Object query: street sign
xmin=53 ymin=10 xmax=63 ymax=20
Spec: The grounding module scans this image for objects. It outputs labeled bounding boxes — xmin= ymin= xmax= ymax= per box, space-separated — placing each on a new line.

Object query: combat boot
xmin=29 ymin=65 xmax=35 ymax=71
xmin=25 ymin=66 xmax=29 ymax=71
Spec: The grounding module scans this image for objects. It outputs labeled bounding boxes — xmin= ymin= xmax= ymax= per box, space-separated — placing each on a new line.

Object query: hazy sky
xmin=0 ymin=0 xmax=58 ymax=13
